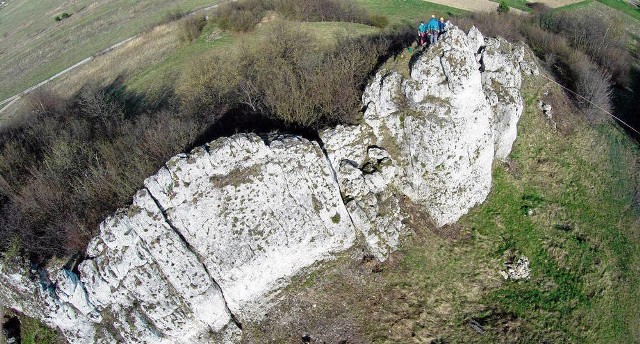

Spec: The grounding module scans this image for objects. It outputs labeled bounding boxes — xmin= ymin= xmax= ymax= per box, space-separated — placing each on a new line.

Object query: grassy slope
xmin=0 ymin=0 xmax=217 ymax=100
xmin=243 ymin=74 xmax=640 ymax=343
xmin=490 ymin=0 xmax=532 ymax=11
xmin=19 ymin=316 xmax=60 ymax=344
xmin=459 ymin=79 xmax=640 ymax=342
xmin=357 ymin=0 xmax=466 ymax=22
xmin=597 ymin=0 xmax=640 ymax=20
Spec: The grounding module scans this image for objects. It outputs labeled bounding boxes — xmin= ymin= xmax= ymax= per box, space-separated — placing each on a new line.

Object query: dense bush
xmin=569 ymin=53 xmax=614 ymax=123
xmin=539 ymin=10 xmax=631 ymax=85
xmin=163 ymin=8 xmax=187 ymax=23
xmin=456 ymin=10 xmax=627 ymax=125
xmin=455 ymin=12 xmax=524 ymax=42
xmin=0 ymin=87 xmax=202 ymax=262
xmin=178 ymin=21 xmax=414 ymax=127
xmin=369 ymin=14 xmax=390 ymax=29
xmin=179 ymin=15 xmax=207 ymax=43
xmin=215 ymin=0 xmax=265 ymax=32
xmin=214 ymin=0 xmax=372 ymax=32
xmin=498 ymin=1 xmax=510 ymax=14
xmin=272 ymin=0 xmax=369 ymax=22
xmin=54 ymin=12 xmax=71 ymax=21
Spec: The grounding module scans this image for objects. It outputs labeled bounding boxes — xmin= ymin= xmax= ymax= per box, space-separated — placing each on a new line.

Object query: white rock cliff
xmin=0 ymin=26 xmax=536 ymax=343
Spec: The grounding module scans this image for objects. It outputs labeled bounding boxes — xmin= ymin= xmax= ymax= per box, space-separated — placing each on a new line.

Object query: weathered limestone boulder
xmin=142 ymin=134 xmax=355 ymax=321
xmin=467 ymin=26 xmax=485 ymax=54
xmin=78 ymin=189 xmax=233 ymax=343
xmin=78 ymin=133 xmax=356 ymax=342
xmin=2 ymin=134 xmax=357 ymax=343
xmin=0 ymin=26 xmax=537 ymax=343
xmin=480 ymin=36 xmax=525 ymax=160
xmin=321 ymin=125 xmax=404 ymax=260
xmin=0 ymin=261 xmax=105 ymax=343
xmin=323 ymin=26 xmax=523 ymax=231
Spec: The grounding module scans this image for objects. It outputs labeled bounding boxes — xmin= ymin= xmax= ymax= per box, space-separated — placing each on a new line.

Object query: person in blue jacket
xmin=426 ymin=15 xmax=440 ymax=46
xmin=417 ymin=20 xmax=427 ymax=47
xmin=439 ymin=17 xmax=446 ymax=36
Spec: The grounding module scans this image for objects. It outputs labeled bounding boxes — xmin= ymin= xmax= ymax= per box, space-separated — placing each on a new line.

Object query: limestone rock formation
xmin=0 ymin=26 xmax=536 ymax=343
xmin=321 ymin=125 xmax=403 ymax=260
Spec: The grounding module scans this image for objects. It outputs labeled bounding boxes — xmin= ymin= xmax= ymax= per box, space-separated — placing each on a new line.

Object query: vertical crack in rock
xmin=143 ymin=187 xmax=244 ymax=331
xmin=314 ymin=136 xmax=359 ymax=231
xmin=438 ymin=52 xmax=452 ymax=92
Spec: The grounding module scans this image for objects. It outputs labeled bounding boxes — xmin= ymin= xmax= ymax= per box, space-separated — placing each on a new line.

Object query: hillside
xmin=243 ymin=67 xmax=640 ymax=344
xmin=1 ymin=0 xmax=639 ymax=343
xmin=0 ymin=0 xmax=219 ymax=101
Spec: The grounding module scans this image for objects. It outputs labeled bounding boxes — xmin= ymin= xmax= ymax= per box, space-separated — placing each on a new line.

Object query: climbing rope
xmin=539 ymin=73 xmax=640 ymax=136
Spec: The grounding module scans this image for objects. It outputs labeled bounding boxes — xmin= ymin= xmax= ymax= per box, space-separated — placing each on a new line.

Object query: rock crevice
xmin=144 ymin=186 xmax=244 ymax=331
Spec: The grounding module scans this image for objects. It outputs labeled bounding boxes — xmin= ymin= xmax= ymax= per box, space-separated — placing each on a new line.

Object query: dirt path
xmin=428 ymin=0 xmax=585 ymax=11
xmin=0 ymin=2 xmax=222 ymax=117
xmin=426 ymin=0 xmax=501 ymax=12
xmin=535 ymin=0 xmax=586 ymax=7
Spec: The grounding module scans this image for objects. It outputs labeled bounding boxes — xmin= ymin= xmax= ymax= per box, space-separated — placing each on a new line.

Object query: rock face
xmin=0 ymin=26 xmax=535 ymax=343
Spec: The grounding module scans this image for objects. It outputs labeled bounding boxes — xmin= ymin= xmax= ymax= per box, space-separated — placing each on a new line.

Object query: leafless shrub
xmin=272 ymin=0 xmax=369 ymax=22
xmin=163 ymin=8 xmax=187 ymax=23
xmin=215 ymin=1 xmax=264 ymax=32
xmin=0 ymin=82 xmax=202 ymax=262
xmin=176 ymin=53 xmax=242 ymax=117
xmin=214 ymin=0 xmax=371 ymax=32
xmin=454 ymin=12 xmax=524 ymax=42
xmin=527 ymin=2 xmax=552 ymax=13
xmin=570 ymin=53 xmax=614 ymax=124
xmin=369 ymin=14 xmax=389 ymax=29
xmin=177 ymin=21 xmax=413 ymax=127
xmin=542 ymin=86 xmax=579 ymax=135
xmin=75 ymin=85 xmax=125 ymax=136
xmin=541 ymin=11 xmax=631 ymax=85
xmin=179 ymin=15 xmax=207 ymax=43
xmin=24 ymin=89 xmax=69 ymax=116
xmin=138 ymin=111 xmax=201 ymax=160
xmin=454 ymin=10 xmax=619 ymax=127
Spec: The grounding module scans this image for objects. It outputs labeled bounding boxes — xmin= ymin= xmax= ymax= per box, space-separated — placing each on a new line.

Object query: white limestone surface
xmin=143 ymin=134 xmax=356 ymax=320
xmin=480 ymin=37 xmax=525 ymax=160
xmin=325 ymin=26 xmax=518 ymax=229
xmin=321 ymin=125 xmax=404 ymax=260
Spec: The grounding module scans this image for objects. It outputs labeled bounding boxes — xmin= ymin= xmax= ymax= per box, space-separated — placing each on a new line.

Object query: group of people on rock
xmin=418 ymin=15 xmax=446 ymax=47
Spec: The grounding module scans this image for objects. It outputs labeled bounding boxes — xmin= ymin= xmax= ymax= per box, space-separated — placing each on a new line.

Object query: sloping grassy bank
xmin=242 ymin=73 xmax=640 ymax=343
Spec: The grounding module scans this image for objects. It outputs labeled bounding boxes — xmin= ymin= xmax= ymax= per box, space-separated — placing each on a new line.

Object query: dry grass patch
xmin=0 ymin=0 xmax=218 ymax=100
xmin=50 ymin=22 xmax=183 ymax=98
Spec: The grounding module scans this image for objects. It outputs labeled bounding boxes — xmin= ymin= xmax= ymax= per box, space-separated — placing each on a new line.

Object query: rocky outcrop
xmin=320 ymin=26 xmax=535 ymax=257
xmin=83 ymin=134 xmax=355 ymax=343
xmin=0 ymin=26 xmax=536 ymax=343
